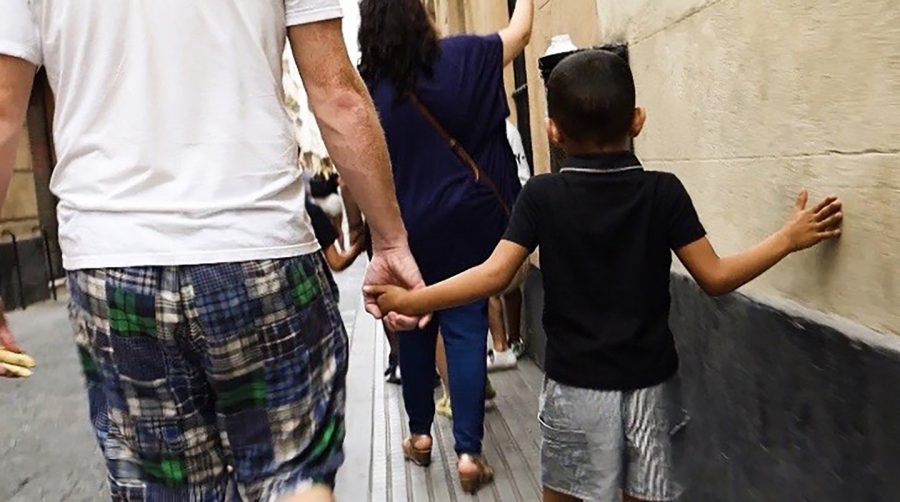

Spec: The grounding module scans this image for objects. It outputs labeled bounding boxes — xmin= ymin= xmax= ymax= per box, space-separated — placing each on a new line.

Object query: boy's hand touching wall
xmin=779 ymin=191 xmax=843 ymax=252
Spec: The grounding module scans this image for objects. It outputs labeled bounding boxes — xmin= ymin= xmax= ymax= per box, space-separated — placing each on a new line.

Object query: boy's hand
xmin=364 ymin=246 xmax=431 ymax=330
xmin=780 ymin=190 xmax=843 ymax=252
xmin=364 ymin=285 xmax=419 ymax=317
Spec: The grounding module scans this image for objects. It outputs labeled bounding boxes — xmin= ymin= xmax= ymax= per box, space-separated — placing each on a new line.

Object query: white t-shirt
xmin=0 ymin=0 xmax=342 ymax=269
xmin=505 ymin=120 xmax=531 ymax=187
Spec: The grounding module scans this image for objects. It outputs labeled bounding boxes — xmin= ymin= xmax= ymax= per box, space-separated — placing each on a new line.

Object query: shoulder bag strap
xmin=409 ymin=94 xmax=511 ymax=217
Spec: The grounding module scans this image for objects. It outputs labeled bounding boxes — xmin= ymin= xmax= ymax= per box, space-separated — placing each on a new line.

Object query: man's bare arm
xmin=287 ymin=19 xmax=429 ymax=329
xmin=0 ymin=55 xmax=35 ymax=375
xmin=287 ymin=20 xmax=404 ymax=251
xmin=0 ymin=55 xmax=34 ymax=212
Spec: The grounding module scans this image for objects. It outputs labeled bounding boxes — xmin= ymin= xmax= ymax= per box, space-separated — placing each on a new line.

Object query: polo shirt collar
xmin=562 ymin=151 xmax=642 ymax=173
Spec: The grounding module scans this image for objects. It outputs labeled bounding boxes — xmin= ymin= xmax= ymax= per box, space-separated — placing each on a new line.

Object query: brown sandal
xmin=403 ymin=435 xmax=432 ymax=467
xmin=458 ymin=454 xmax=495 ymax=494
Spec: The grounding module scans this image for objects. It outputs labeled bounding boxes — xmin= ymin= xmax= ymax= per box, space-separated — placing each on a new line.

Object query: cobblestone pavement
xmin=0 ymin=259 xmax=366 ymax=501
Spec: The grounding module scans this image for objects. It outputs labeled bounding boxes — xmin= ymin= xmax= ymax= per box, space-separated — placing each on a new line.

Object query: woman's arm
xmin=323 ymin=240 xmax=365 ymax=272
xmin=676 ymin=191 xmax=842 ymax=296
xmin=367 ymin=240 xmax=531 ymax=316
xmin=499 ymin=0 xmax=534 ymax=66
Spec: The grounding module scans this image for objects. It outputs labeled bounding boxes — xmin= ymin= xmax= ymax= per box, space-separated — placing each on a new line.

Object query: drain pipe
xmin=1 ymin=230 xmax=26 ymax=310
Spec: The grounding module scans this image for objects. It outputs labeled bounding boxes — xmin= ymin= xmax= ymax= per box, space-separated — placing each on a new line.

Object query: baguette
xmin=0 ymin=362 xmax=33 ymax=378
xmin=0 ymin=349 xmax=36 ymax=368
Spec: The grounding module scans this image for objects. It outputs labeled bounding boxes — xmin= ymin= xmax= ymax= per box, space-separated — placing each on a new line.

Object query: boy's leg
xmin=543 ymin=487 xmax=582 ymax=502
xmin=540 ymin=378 xmax=625 ymax=502
xmin=622 ymin=377 xmax=687 ymax=502
xmin=277 ymin=484 xmax=335 ymax=502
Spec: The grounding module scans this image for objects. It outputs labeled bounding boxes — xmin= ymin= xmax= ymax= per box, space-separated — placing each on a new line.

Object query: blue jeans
xmin=399 ymin=301 xmax=488 ymax=455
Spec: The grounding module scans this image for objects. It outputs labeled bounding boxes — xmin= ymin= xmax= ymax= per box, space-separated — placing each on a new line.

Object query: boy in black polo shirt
xmin=367 ymin=50 xmax=843 ymax=502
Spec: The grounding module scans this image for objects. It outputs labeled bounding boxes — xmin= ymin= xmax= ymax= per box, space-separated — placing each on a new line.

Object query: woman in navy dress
xmin=359 ymin=0 xmax=534 ymax=493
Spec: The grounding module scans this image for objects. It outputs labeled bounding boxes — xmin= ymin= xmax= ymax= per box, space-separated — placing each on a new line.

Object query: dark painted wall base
xmin=522 ymin=266 xmax=900 ymax=501
xmin=1 ymin=238 xmax=52 ymax=310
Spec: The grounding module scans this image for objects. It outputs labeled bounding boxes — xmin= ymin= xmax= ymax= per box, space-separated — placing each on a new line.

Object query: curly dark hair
xmin=358 ymin=0 xmax=441 ymax=98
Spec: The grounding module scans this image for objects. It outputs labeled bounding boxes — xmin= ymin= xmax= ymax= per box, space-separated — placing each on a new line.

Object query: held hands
xmin=779 ymin=190 xmax=843 ymax=252
xmin=364 ymin=244 xmax=431 ymax=331
xmin=363 ymin=284 xmax=418 ymax=317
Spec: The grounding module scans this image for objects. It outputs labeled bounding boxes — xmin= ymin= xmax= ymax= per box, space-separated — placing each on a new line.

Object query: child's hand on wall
xmin=779 ymin=190 xmax=843 ymax=252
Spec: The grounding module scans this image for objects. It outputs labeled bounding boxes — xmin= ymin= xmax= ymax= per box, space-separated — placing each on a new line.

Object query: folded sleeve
xmin=445 ymin=34 xmax=509 ymax=128
xmin=284 ymin=0 xmax=343 ymax=27
xmin=0 ymin=0 xmax=41 ymax=66
xmin=503 ymin=177 xmax=542 ymax=252
xmin=663 ymin=174 xmax=707 ymax=250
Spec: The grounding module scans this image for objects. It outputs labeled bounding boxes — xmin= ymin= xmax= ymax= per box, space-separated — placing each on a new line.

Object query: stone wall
xmin=597 ymin=0 xmax=900 ymax=339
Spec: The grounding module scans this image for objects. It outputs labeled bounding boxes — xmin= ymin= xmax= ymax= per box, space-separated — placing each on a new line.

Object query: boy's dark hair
xmin=546 ymin=50 xmax=636 ymax=147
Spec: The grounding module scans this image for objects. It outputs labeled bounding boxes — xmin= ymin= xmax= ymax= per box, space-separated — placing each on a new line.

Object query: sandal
xmin=402 ymin=435 xmax=432 ymax=467
xmin=458 ymin=454 xmax=494 ymax=494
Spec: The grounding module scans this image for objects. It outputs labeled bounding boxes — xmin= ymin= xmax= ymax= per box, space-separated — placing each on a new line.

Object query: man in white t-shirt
xmin=0 ymin=1 xmax=425 ymax=500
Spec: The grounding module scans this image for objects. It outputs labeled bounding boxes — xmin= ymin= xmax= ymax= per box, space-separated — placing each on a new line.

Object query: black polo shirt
xmin=504 ymin=152 xmax=706 ymax=390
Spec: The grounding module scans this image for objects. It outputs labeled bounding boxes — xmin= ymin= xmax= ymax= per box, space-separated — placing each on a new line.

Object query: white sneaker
xmin=487 ymin=349 xmax=517 ymax=372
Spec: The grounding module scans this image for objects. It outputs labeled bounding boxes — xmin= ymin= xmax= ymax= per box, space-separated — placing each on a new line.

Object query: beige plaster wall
xmin=596 ymin=0 xmax=900 ymax=336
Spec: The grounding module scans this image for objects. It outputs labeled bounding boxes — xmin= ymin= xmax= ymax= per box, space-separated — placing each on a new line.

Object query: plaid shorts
xmin=67 ymin=254 xmax=348 ymax=501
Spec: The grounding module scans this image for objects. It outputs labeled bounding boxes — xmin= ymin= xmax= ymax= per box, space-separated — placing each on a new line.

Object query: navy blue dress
xmin=368 ymin=34 xmax=522 ymax=285
xmin=366 ymin=34 xmax=521 ymax=455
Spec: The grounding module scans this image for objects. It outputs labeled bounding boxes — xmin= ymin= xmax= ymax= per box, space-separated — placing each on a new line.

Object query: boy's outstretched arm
xmin=677 ymin=191 xmax=843 ymax=297
xmin=367 ymin=241 xmax=531 ymax=317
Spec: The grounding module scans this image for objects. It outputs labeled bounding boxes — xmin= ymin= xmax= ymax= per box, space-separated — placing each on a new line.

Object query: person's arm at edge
xmin=323 ymin=239 xmax=365 ymax=272
xmin=288 ymin=19 xmax=428 ymax=329
xmin=367 ymin=240 xmax=530 ymax=317
xmin=0 ymin=55 xmax=35 ymax=375
xmin=499 ymin=0 xmax=534 ymax=66
xmin=676 ymin=191 xmax=843 ymax=297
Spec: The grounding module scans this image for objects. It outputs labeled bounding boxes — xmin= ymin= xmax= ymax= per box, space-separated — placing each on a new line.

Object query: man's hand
xmin=779 ymin=191 xmax=843 ymax=252
xmin=364 ymin=245 xmax=431 ymax=331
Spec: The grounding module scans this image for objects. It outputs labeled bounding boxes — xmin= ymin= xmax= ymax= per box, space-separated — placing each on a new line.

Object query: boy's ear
xmin=630 ymin=107 xmax=647 ymax=138
xmin=547 ymin=117 xmax=564 ymax=148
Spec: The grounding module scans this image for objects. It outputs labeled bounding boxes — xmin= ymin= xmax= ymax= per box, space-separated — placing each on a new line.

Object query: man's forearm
xmin=309 ymin=82 xmax=406 ymax=250
xmin=0 ymin=56 xmax=36 ymax=210
xmin=288 ymin=21 xmax=407 ymax=251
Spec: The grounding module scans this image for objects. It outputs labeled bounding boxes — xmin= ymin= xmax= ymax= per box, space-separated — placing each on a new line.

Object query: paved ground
xmin=0 ymin=259 xmax=365 ymax=501
xmin=337 ymin=309 xmax=544 ymax=502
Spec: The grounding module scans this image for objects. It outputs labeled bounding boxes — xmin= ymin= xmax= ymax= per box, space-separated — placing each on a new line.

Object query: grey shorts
xmin=539 ymin=376 xmax=688 ymax=501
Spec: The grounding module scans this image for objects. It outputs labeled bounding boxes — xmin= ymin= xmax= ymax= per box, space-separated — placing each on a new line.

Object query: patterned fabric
xmin=68 ymin=254 xmax=348 ymax=501
xmin=538 ymin=376 xmax=689 ymax=502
